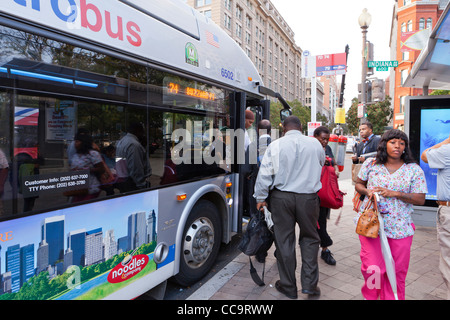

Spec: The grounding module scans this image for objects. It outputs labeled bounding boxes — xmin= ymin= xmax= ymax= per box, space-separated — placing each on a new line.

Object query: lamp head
xmin=358 ymin=8 xmax=372 ymax=28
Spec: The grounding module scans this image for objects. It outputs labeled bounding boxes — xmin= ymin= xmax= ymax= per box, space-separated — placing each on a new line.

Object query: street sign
xmin=316 ymin=53 xmax=347 ymax=76
xmin=357 ymin=103 xmax=364 ymax=118
xmin=367 ymin=61 xmax=398 ymax=71
xmin=307 ymin=121 xmax=322 ymax=136
xmin=335 ymin=108 xmax=346 ymax=124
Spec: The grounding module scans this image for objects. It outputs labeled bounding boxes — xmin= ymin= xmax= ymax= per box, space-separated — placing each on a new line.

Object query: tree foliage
xmin=346 ymin=96 xmax=393 ymax=135
xmin=269 ymin=99 xmax=329 ymax=134
xmin=430 ymin=90 xmax=450 ymax=96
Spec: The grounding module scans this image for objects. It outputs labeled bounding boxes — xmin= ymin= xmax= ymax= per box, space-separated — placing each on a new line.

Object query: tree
xmin=346 ymin=98 xmax=360 ymax=135
xmin=430 ymin=90 xmax=450 ymax=95
xmin=269 ymin=99 xmax=330 ymax=134
xmin=346 ymin=96 xmax=393 ymax=135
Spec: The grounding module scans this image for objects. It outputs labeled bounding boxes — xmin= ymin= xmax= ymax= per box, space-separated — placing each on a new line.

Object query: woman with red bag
xmin=314 ymin=126 xmax=339 ymax=265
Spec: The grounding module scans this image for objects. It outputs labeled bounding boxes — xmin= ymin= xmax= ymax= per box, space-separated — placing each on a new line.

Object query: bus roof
xmin=1 ymin=0 xmax=263 ymax=95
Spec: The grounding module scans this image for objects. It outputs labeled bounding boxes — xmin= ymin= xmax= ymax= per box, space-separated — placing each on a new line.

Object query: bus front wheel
xmin=174 ymin=199 xmax=222 ymax=286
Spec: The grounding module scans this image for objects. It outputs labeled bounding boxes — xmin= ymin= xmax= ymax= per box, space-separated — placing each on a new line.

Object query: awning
xmin=403 ymin=2 xmax=450 ymax=90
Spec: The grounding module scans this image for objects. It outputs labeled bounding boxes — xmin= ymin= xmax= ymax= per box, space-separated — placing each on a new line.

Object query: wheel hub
xmin=183 ymin=218 xmax=215 ymax=269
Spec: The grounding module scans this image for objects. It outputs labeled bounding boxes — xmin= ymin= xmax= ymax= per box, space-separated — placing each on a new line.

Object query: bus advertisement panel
xmin=0 ymin=191 xmax=174 ymax=300
xmin=407 ymin=95 xmax=450 ymax=206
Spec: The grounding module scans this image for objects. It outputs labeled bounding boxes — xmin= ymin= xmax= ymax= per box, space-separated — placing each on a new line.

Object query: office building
xmin=390 ymin=0 xmax=448 ymax=130
xmin=41 ymin=215 xmax=64 ymax=266
xmin=186 ymin=0 xmax=306 ymax=104
xmin=85 ymin=228 xmax=103 ymax=266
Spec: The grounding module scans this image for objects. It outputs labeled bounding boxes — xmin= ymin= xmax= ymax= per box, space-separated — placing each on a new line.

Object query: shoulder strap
xmin=249 ymin=257 xmax=266 ymax=286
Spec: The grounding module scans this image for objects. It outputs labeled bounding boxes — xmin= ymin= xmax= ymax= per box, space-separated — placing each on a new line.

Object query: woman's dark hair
xmin=313 ymin=126 xmax=330 ymax=137
xmin=75 ymin=132 xmax=93 ymax=154
xmin=376 ymin=129 xmax=416 ymax=164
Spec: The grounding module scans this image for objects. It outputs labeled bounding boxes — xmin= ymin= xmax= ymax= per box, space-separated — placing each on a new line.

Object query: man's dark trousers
xmin=269 ymin=189 xmax=320 ymax=294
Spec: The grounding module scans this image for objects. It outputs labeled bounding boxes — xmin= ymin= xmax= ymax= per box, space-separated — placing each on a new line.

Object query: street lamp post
xmin=359 ymin=8 xmax=371 ymax=124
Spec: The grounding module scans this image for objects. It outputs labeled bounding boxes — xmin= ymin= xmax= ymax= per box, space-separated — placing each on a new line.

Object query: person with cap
xmin=421 ymin=133 xmax=450 ymax=299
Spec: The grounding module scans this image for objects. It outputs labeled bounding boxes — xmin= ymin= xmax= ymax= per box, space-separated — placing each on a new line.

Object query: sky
xmin=270 ymin=0 xmax=394 ymax=110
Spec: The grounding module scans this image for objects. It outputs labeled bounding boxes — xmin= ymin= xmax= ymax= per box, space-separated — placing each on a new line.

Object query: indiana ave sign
xmin=368 ymin=60 xmax=398 ymax=71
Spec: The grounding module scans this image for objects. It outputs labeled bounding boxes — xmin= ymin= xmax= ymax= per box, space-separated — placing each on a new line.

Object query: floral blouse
xmin=354 ymin=157 xmax=428 ymax=239
xmin=70 ymin=150 xmax=103 ymax=194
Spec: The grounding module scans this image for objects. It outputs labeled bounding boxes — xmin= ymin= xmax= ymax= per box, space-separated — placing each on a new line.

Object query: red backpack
xmin=317 ymin=157 xmax=345 ymax=209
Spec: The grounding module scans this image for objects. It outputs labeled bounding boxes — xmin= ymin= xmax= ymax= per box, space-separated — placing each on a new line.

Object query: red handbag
xmin=317 ymin=158 xmax=345 ymax=209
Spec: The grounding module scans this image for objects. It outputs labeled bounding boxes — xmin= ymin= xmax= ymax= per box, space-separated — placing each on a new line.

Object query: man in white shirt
xmin=421 ymin=133 xmax=450 ymax=299
xmin=254 ymin=116 xmax=325 ymax=298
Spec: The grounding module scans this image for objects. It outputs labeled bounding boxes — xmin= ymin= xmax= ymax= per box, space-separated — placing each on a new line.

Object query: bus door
xmin=233 ymin=93 xmax=271 ymax=233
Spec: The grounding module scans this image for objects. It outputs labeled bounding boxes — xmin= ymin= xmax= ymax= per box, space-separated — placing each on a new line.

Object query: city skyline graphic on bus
xmin=0 ymin=191 xmax=159 ymax=300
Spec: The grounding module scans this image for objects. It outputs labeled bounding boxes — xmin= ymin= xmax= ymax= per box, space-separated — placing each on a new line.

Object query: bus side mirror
xmin=280 ymin=109 xmax=292 ymax=122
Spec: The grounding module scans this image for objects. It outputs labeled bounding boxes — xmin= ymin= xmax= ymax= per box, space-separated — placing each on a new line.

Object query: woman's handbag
xmin=317 ymin=157 xmax=345 ymax=209
xmin=355 ymin=194 xmax=380 ymax=238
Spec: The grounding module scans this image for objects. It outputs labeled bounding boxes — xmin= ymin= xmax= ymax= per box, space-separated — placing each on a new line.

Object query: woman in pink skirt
xmin=355 ymin=129 xmax=427 ymax=300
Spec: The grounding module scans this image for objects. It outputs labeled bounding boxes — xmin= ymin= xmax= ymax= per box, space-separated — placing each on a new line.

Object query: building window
xmin=402 ymin=50 xmax=409 ymax=61
xmin=400 ymin=96 xmax=406 ymax=113
xmin=196 ymin=0 xmax=211 ymax=7
xmin=236 ymin=5 xmax=242 ymax=20
xmin=224 ymin=13 xmax=231 ymax=30
xmin=235 ymin=23 xmax=242 ymax=38
xmin=407 ymin=20 xmax=412 ymax=31
xmin=427 ymin=18 xmax=433 ymax=29
xmin=202 ymin=10 xmax=212 ymax=19
xmin=245 ymin=15 xmax=251 ymax=28
xmin=401 ymin=69 xmax=409 ymax=85
xmin=419 ymin=18 xmax=425 ymax=30
xmin=225 ymin=0 xmax=232 ymax=11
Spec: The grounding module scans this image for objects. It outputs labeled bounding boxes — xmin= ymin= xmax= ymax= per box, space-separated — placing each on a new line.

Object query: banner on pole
xmin=315 ymin=53 xmax=347 ymax=76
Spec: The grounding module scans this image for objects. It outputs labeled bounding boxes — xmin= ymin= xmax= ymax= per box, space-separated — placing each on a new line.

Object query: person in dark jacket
xmin=352 ymin=122 xmax=381 ymax=164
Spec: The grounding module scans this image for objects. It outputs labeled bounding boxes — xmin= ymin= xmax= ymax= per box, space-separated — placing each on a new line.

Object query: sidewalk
xmin=188 ymin=179 xmax=447 ymax=300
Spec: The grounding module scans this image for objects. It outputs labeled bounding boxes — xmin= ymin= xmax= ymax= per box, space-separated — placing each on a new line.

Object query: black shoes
xmin=301 ymin=287 xmax=321 ymax=296
xmin=275 ymin=280 xmax=298 ymax=299
xmin=275 ymin=280 xmax=321 ymax=298
xmin=321 ymin=249 xmax=336 ymax=265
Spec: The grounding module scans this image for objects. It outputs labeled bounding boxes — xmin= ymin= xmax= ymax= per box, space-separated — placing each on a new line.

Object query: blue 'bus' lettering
xmin=14 ymin=0 xmax=77 ymax=22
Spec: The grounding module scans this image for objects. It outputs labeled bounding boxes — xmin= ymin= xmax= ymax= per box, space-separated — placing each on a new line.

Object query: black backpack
xmin=238 ymin=210 xmax=274 ymax=286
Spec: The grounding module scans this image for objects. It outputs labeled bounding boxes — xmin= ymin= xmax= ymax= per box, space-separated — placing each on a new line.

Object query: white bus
xmin=0 ymin=0 xmax=277 ymax=299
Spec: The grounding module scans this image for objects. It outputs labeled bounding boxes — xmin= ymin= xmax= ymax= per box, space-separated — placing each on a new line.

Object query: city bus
xmin=0 ymin=0 xmax=274 ymax=299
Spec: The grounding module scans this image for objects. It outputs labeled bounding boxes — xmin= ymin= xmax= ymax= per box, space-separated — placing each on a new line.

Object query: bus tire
xmin=174 ymin=199 xmax=222 ymax=286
